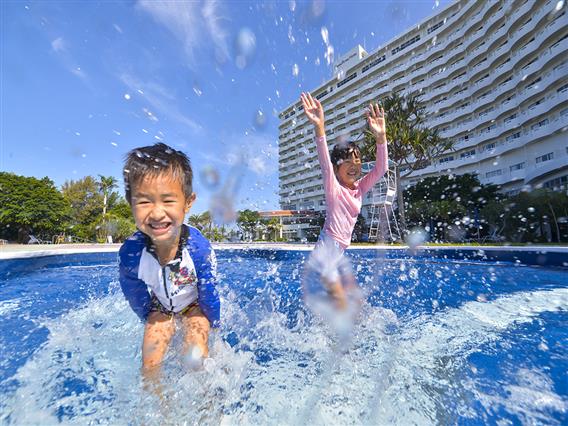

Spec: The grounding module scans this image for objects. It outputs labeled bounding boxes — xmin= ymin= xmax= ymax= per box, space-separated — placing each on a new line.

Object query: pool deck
xmin=1 ymin=242 xmax=567 ymax=260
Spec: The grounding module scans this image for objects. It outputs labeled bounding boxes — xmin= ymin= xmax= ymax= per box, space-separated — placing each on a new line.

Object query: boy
xmin=300 ymin=93 xmax=388 ymax=311
xmin=118 ymin=142 xmax=220 ymax=381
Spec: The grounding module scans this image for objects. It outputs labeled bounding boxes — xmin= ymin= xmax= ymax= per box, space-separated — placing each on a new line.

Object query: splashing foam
xmin=3 ymin=267 xmax=567 ymax=425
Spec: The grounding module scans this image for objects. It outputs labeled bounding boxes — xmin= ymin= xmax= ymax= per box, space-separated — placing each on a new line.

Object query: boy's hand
xmin=300 ymin=92 xmax=325 ymax=137
xmin=366 ymin=103 xmax=386 ymax=143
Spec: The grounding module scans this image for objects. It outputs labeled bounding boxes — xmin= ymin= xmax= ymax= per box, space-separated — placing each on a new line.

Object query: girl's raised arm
xmin=300 ymin=92 xmax=337 ymax=195
xmin=359 ymin=103 xmax=388 ymax=194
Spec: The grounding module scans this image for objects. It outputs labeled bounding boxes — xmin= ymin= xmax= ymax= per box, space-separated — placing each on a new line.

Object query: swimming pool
xmin=0 ymin=248 xmax=567 ymax=425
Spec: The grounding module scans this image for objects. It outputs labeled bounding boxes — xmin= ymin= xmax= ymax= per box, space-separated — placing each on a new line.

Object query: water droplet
xmin=321 ymin=26 xmax=329 ymax=45
xmin=292 ymin=63 xmax=299 ymax=77
xmin=235 ymin=28 xmax=256 ymax=70
xmin=555 ymin=0 xmax=564 ymax=12
xmin=124 ymin=93 xmax=131 ymax=100
xmin=289 ymin=0 xmax=296 ymax=12
xmin=110 ymin=142 xmax=118 ymax=147
xmin=325 ymin=44 xmax=334 ymax=66
xmin=254 ymin=109 xmax=267 ymax=129
xmin=405 ymin=228 xmax=427 ymax=249
xmin=210 ymin=192 xmax=237 ymax=225
xmin=200 ymin=166 xmax=220 ymax=190
xmin=527 ymin=207 xmax=535 ymax=213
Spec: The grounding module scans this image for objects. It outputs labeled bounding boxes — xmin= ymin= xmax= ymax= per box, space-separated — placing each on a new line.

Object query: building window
xmin=361 ymin=55 xmax=386 ymax=73
xmin=510 ymin=162 xmax=525 ymax=171
xmin=525 ymin=77 xmax=541 ymax=91
xmin=485 ymin=142 xmax=496 ymax=151
xmin=427 ymin=20 xmax=445 ymax=34
xmin=499 ymin=76 xmax=513 ymax=87
xmin=439 ymin=156 xmax=454 ymax=164
xmin=557 ymin=83 xmax=568 ymax=94
xmin=536 ymin=152 xmax=553 ymax=163
xmin=391 ymin=34 xmax=421 ymax=55
xmin=531 ymin=119 xmax=549 ymax=130
xmin=460 ymin=149 xmax=475 ymax=158
xmin=337 ymin=72 xmax=357 ymax=88
xmin=528 ymin=98 xmax=544 ymax=110
xmin=486 ymin=169 xmax=502 ymax=178
xmin=505 ymin=113 xmax=517 ymax=123
xmin=475 ymin=74 xmax=489 ymax=85
xmin=452 ymin=72 xmax=466 ymax=81
xmin=543 ymin=175 xmax=568 ymax=189
xmin=505 ymin=132 xmax=521 ymax=142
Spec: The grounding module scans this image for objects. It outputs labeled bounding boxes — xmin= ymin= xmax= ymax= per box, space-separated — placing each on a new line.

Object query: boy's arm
xmin=194 ymin=240 xmax=221 ymax=328
xmin=359 ymin=104 xmax=389 ymax=194
xmin=300 ymin=92 xmax=337 ymax=194
xmin=118 ymin=245 xmax=152 ymax=322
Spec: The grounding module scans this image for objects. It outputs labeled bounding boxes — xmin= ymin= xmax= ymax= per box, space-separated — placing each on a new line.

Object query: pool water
xmin=0 ymin=249 xmax=567 ymax=425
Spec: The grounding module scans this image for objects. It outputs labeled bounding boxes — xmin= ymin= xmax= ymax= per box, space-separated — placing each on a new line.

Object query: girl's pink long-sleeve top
xmin=315 ymin=135 xmax=388 ymax=249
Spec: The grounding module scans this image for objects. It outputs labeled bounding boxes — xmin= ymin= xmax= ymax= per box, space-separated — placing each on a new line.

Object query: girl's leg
xmin=322 ymin=276 xmax=348 ymax=310
xmin=142 ymin=311 xmax=176 ymax=380
xmin=181 ymin=304 xmax=211 ymax=359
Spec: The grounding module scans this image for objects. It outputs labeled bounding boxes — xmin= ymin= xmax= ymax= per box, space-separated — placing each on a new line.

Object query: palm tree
xmin=362 ymin=92 xmax=454 ymax=232
xmin=188 ymin=211 xmax=213 ymax=237
xmin=98 ymin=175 xmax=118 ymax=218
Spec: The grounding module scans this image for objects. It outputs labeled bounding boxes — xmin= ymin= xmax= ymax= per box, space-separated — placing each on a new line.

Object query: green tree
xmin=263 ymin=217 xmax=283 ymax=241
xmin=405 ymin=174 xmax=501 ymax=242
xmin=109 ymin=198 xmax=132 ymax=219
xmin=237 ymin=209 xmax=261 ymax=241
xmin=0 ymin=172 xmax=70 ymax=242
xmin=61 ymin=176 xmax=103 ymax=241
xmin=362 ymin=92 xmax=454 ymax=233
xmin=489 ymin=189 xmax=568 ymax=243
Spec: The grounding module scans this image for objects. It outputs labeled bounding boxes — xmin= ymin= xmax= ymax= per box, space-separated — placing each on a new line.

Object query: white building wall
xmin=278 ymin=0 xmax=568 ymax=217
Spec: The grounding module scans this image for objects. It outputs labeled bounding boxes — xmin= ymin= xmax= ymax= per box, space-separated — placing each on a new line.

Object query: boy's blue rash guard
xmin=118 ymin=225 xmax=221 ymax=327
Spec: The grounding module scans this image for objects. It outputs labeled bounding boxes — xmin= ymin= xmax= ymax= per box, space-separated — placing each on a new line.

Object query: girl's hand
xmin=300 ymin=92 xmax=325 ymax=137
xmin=366 ymin=103 xmax=386 ymax=142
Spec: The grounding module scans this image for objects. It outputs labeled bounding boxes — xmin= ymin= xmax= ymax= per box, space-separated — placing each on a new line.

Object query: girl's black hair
xmin=330 ymin=142 xmax=361 ymax=166
xmin=123 ymin=142 xmax=193 ymax=204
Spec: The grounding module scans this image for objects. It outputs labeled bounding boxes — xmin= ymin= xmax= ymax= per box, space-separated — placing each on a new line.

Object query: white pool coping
xmin=1 ymin=243 xmax=567 ymax=260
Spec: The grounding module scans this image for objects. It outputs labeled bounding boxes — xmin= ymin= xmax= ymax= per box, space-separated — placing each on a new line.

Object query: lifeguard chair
xmin=366 ymin=160 xmax=401 ymax=242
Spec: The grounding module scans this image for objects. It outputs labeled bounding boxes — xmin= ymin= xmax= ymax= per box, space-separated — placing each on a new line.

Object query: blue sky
xmin=1 ymin=0 xmax=449 ymax=216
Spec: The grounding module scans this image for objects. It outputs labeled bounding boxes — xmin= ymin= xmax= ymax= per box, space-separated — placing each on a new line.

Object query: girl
xmin=300 ymin=92 xmax=388 ymax=309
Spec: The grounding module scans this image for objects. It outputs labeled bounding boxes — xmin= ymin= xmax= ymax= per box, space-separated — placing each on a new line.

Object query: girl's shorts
xmin=307 ymin=231 xmax=352 ymax=282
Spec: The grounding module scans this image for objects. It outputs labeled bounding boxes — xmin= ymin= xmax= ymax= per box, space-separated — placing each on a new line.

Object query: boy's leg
xmin=142 ymin=311 xmax=175 ymax=379
xmin=181 ymin=303 xmax=211 ymax=359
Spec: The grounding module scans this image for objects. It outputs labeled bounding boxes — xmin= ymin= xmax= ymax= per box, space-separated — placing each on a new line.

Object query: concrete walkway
xmin=1 ymin=242 xmax=567 ymax=260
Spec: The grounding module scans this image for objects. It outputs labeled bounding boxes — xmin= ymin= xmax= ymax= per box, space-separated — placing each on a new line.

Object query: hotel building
xmin=278 ymin=0 xmax=567 ymax=239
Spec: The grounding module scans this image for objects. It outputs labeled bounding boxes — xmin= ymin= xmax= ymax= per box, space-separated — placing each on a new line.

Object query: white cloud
xmin=120 ymin=73 xmax=201 ymax=132
xmin=137 ymin=0 xmax=229 ymax=65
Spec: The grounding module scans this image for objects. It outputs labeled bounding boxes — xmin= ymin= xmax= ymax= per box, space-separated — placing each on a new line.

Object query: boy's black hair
xmin=330 ymin=142 xmax=361 ymax=167
xmin=123 ymin=142 xmax=193 ymax=204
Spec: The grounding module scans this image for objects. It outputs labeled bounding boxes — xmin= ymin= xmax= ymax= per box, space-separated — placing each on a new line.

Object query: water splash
xmin=235 ymin=28 xmax=256 ymax=70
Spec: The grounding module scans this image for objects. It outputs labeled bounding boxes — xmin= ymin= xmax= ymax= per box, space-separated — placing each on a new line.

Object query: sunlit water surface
xmin=0 ymin=249 xmax=567 ymax=425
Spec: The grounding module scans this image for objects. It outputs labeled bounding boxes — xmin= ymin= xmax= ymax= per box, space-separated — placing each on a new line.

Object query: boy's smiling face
xmin=130 ymin=172 xmax=195 ymax=248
